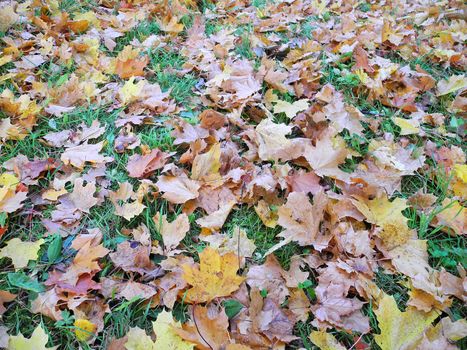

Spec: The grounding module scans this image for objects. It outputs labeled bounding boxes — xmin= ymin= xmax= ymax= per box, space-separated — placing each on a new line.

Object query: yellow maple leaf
xmin=152 ymin=310 xmax=194 ymax=350
xmin=182 ymin=247 xmax=245 ymax=303
xmin=273 ymin=99 xmax=309 ymax=119
xmin=394 ymin=117 xmax=420 ymax=135
xmin=191 ymin=143 xmax=221 ymax=182
xmin=352 ymin=196 xmax=414 ymax=249
xmin=437 ymin=75 xmax=467 ymax=96
xmin=125 ymin=327 xmax=155 ymax=350
xmin=7 ymin=324 xmax=57 ymax=350
xmin=119 ymin=77 xmax=145 ymax=105
xmin=74 ymin=319 xmax=96 ymax=341
xmin=0 ymin=238 xmax=44 ymax=269
xmin=374 ymin=294 xmax=439 ymax=350
xmin=0 ymin=173 xmax=18 ymax=189
xmin=309 ymin=330 xmax=346 ymax=350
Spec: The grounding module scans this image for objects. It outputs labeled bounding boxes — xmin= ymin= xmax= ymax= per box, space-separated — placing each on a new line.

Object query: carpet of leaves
xmin=0 ymin=0 xmax=466 ymax=349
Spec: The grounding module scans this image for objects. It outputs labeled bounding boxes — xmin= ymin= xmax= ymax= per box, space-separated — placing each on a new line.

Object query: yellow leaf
xmin=119 ymin=77 xmax=145 ymax=105
xmin=352 ymin=196 xmax=414 ymax=249
xmin=437 ymin=75 xmax=467 ymax=96
xmin=434 ymin=199 xmax=466 ymax=236
xmin=191 ymin=143 xmax=221 ymax=182
xmin=453 ymin=164 xmax=467 ymax=183
xmin=309 ymin=330 xmax=346 ymax=350
xmin=42 ymin=188 xmax=68 ymax=201
xmin=74 ymin=319 xmax=96 ymax=341
xmin=0 ymin=238 xmax=44 ymax=269
xmin=182 ymin=247 xmax=245 ymax=303
xmin=152 ymin=310 xmax=194 ymax=350
xmin=394 ymin=117 xmax=420 ymax=135
xmin=273 ymin=99 xmax=309 ymax=119
xmin=8 ymin=324 xmax=57 ymax=350
xmin=374 ymin=294 xmax=439 ymax=350
xmin=254 ymin=200 xmax=278 ymax=228
xmin=0 ymin=173 xmax=18 ymax=189
xmin=125 ymin=327 xmax=155 ymax=350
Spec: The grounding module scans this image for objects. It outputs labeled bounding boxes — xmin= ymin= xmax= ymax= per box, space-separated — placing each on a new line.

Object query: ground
xmin=0 ymin=0 xmax=466 ymax=349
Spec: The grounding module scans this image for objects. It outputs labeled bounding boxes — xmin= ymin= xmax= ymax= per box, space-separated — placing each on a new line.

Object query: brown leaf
xmin=156 ymin=175 xmax=200 ymax=204
xmin=0 ymin=290 xmax=16 ymax=315
xmin=126 ymin=149 xmax=171 ymax=178
xmin=174 ymin=306 xmax=230 ymax=350
xmin=154 ymin=212 xmax=190 ymax=253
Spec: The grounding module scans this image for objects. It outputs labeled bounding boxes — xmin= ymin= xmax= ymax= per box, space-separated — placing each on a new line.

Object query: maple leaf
xmin=62 ymin=241 xmax=109 ymax=285
xmin=126 ymin=149 xmax=170 ymax=178
xmin=309 ymin=330 xmax=346 ymax=350
xmin=182 ymin=247 xmax=245 ymax=303
xmin=154 ymin=212 xmax=190 ymax=253
xmin=265 ymin=191 xmax=328 ymax=255
xmin=394 ymin=117 xmax=420 ymax=135
xmin=152 ymin=310 xmax=195 ymax=350
xmin=7 ymin=324 xmax=57 ymax=350
xmin=432 ymin=198 xmax=466 ymax=236
xmin=195 ymin=201 xmax=236 ymax=233
xmin=437 ymin=75 xmax=467 ymax=96
xmin=74 ymin=319 xmax=96 ymax=341
xmin=374 ymin=294 xmax=439 ymax=350
xmin=0 ymin=4 xmax=18 ymax=32
xmin=119 ymin=77 xmax=145 ymax=105
xmin=351 ymin=195 xmax=415 ymax=249
xmin=114 ymin=46 xmax=148 ymax=79
xmin=124 ymin=327 xmax=155 ymax=350
xmin=191 ymin=143 xmax=222 ymax=182
xmin=255 ymin=118 xmax=293 ymax=161
xmin=31 ymin=289 xmax=62 ymax=321
xmin=174 ymin=306 xmax=230 ymax=350
xmin=60 ymin=142 xmax=112 ymax=169
xmin=109 ymin=182 xmax=146 ymax=221
xmin=156 ymin=175 xmax=200 ymax=204
xmin=273 ymin=99 xmax=309 ymax=119
xmin=68 ymin=178 xmax=98 ymax=213
xmin=0 ymin=238 xmax=44 ymax=269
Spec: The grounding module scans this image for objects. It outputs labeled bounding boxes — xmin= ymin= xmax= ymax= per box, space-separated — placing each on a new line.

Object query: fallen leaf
xmin=309 ymin=330 xmax=346 ymax=350
xmin=127 ymin=149 xmax=170 ymax=178
xmin=182 ymin=247 xmax=245 ymax=303
xmin=0 ymin=238 xmax=44 ymax=269
xmin=0 ymin=291 xmax=16 ymax=315
xmin=152 ymin=310 xmax=195 ymax=350
xmin=437 ymin=75 xmax=467 ymax=96
xmin=74 ymin=319 xmax=96 ymax=341
xmin=7 ymin=324 xmax=57 ymax=350
xmin=374 ymin=294 xmax=439 ymax=350
xmin=174 ymin=306 xmax=230 ymax=350
xmin=156 ymin=175 xmax=200 ymax=204
xmin=273 ymin=99 xmax=309 ymax=119
xmin=154 ymin=213 xmax=190 ymax=253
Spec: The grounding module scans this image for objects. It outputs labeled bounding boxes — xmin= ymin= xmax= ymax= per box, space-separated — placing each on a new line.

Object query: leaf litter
xmin=0 ymin=0 xmax=466 ymax=349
